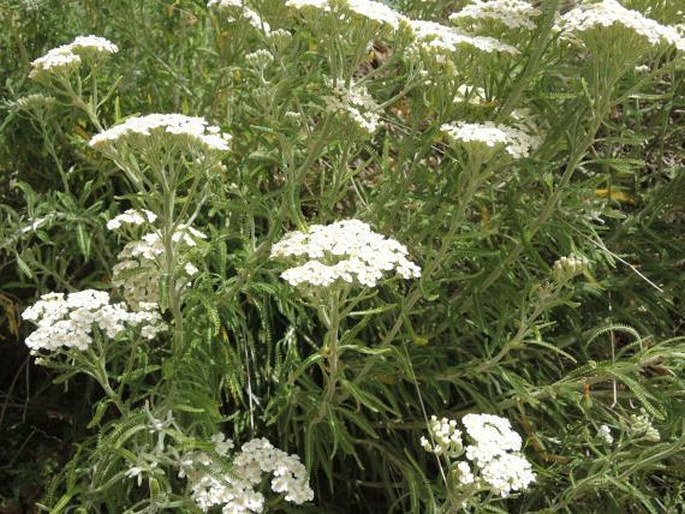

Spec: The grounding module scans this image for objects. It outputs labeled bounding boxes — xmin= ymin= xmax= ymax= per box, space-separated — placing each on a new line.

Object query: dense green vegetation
xmin=1 ymin=0 xmax=683 ymax=512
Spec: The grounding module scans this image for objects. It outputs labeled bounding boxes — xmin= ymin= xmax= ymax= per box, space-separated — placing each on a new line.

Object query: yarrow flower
xmin=449 ymin=0 xmax=541 ymax=31
xmin=245 ymin=49 xmax=275 ymax=69
xmin=89 ymin=113 xmax=232 ymax=153
xmin=207 ymin=0 xmax=271 ymax=33
xmin=407 ymin=19 xmax=519 ymax=55
xmin=597 ymin=424 xmax=614 ymax=445
xmin=324 ymin=78 xmax=382 ymax=135
xmin=112 ymin=225 xmax=207 ymax=307
xmin=555 ymin=0 xmax=685 ymax=51
xmin=270 ymin=219 xmax=421 ymax=288
xmin=184 ymin=437 xmax=314 ymax=513
xmin=440 ymin=121 xmax=541 ymax=159
xmin=29 ymin=35 xmax=118 ymax=79
xmin=21 ymin=290 xmax=166 ymax=354
xmin=106 ymin=209 xmax=158 ymax=231
xmin=420 ymin=415 xmax=463 ymax=456
xmin=552 ymin=254 xmax=589 ymax=282
xmin=422 ymin=413 xmax=535 ymax=498
xmin=461 ymin=413 xmax=523 ymax=465
xmin=15 ymin=93 xmax=57 ymax=113
xmin=285 ymin=0 xmax=405 ymax=29
xmin=628 ymin=410 xmax=660 ymax=442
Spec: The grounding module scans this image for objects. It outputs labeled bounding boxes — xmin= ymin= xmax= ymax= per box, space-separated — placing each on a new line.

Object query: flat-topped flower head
xmin=207 ymin=0 xmax=271 ymax=33
xmin=271 ymin=219 xmax=421 ymax=289
xmin=556 ymin=0 xmax=685 ymax=51
xmin=345 ymin=0 xmax=406 ymax=29
xmin=184 ymin=437 xmax=313 ymax=512
xmin=21 ymin=289 xmax=166 ymax=354
xmin=449 ymin=0 xmax=541 ymax=30
xmin=420 ymin=413 xmax=535 ymax=498
xmin=286 ymin=0 xmax=405 ymax=29
xmin=421 ymin=415 xmax=464 ymax=456
xmin=29 ymin=35 xmax=118 ymax=79
xmin=441 ymin=121 xmax=541 ymax=159
xmin=462 ymin=413 xmax=523 ymax=465
xmin=324 ymin=78 xmax=382 ymax=135
xmin=479 ymin=452 xmax=536 ymax=497
xmin=112 ymin=225 xmax=207 ymax=307
xmin=89 ymin=113 xmax=231 ymax=153
xmin=407 ymin=19 xmax=519 ymax=55
xmin=106 ymin=209 xmax=158 ymax=231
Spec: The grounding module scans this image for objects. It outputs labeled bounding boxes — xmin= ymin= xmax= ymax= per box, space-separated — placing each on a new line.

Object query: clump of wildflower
xmin=184 ymin=437 xmax=314 ymax=512
xmin=345 ymin=0 xmax=406 ymax=29
xmin=462 ymin=413 xmax=524 ymax=465
xmin=449 ymin=0 xmax=541 ymax=30
xmin=552 ymin=254 xmax=589 ymax=283
xmin=285 ymin=0 xmax=405 ymax=29
xmin=245 ymin=49 xmax=275 ymax=70
xmin=21 ymin=290 xmax=166 ymax=354
xmin=106 ymin=209 xmax=158 ymax=231
xmin=112 ymin=225 xmax=206 ymax=307
xmin=597 ymin=424 xmax=614 ymax=445
xmin=29 ymin=35 xmax=118 ymax=79
xmin=324 ymin=78 xmax=382 ymax=135
xmin=284 ymin=0 xmax=329 ymax=11
xmin=628 ymin=410 xmax=660 ymax=442
xmin=407 ymin=19 xmax=519 ymax=56
xmin=207 ymin=0 xmax=271 ymax=33
xmin=271 ymin=219 xmax=421 ymax=288
xmin=440 ymin=121 xmax=541 ymax=159
xmin=420 ymin=415 xmax=463 ymax=456
xmin=89 ymin=113 xmax=232 ymax=153
xmin=555 ymin=0 xmax=685 ymax=51
xmin=422 ymin=413 xmax=535 ymax=498
xmin=15 ymin=93 xmax=57 ymax=113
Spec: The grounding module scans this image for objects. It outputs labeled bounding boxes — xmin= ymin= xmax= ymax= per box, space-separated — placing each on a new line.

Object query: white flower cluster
xmin=345 ymin=0 xmax=405 ymax=29
xmin=285 ymin=0 xmax=404 ymax=29
xmin=15 ymin=93 xmax=57 ymax=112
xmin=556 ymin=0 xmax=685 ymax=51
xmin=420 ymin=415 xmax=463 ymax=456
xmin=324 ymin=78 xmax=382 ymax=135
xmin=112 ymin=225 xmax=206 ymax=307
xmin=185 ymin=437 xmax=314 ymax=513
xmin=552 ymin=254 xmax=589 ymax=282
xmin=245 ymin=49 xmax=274 ymax=69
xmin=461 ymin=414 xmax=535 ymax=497
xmin=422 ymin=413 xmax=535 ymax=498
xmin=597 ymin=424 xmax=614 ymax=445
xmin=449 ymin=0 xmax=541 ymax=30
xmin=21 ymin=290 xmax=166 ymax=354
xmin=106 ymin=209 xmax=158 ymax=231
xmin=440 ymin=121 xmax=541 ymax=159
xmin=270 ymin=219 xmax=421 ymax=288
xmin=407 ymin=20 xmax=519 ymax=55
xmin=628 ymin=411 xmax=660 ymax=442
xmin=284 ymin=0 xmax=329 ymax=11
xmin=29 ymin=35 xmax=118 ymax=79
xmin=89 ymin=114 xmax=232 ymax=153
xmin=207 ymin=0 xmax=271 ymax=33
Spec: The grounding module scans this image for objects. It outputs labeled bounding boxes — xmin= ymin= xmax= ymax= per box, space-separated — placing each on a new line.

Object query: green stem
xmin=317 ymin=290 xmax=342 ymax=421
xmin=496 ymin=0 xmax=560 ymax=120
xmin=353 ymin=154 xmax=491 ymax=387
xmin=89 ymin=340 xmax=125 ymax=415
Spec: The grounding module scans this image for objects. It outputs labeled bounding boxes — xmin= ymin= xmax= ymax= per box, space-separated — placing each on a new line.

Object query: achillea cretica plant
xmin=270 ymin=219 xmax=421 ymax=288
xmin=29 ymin=35 xmax=119 ymax=79
xmin=423 ymin=414 xmax=536 ymax=499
